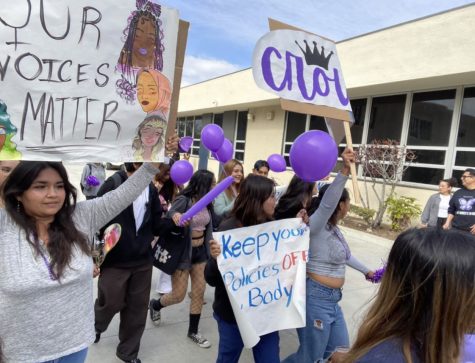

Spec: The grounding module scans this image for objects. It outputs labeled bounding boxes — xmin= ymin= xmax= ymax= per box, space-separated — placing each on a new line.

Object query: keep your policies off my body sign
xmin=215 ymin=218 xmax=309 ymax=348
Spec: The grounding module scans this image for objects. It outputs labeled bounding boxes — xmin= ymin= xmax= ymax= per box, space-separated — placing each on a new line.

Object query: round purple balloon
xmin=289 ymin=130 xmax=338 ymax=182
xmin=267 ymin=154 xmax=287 ymax=173
xmin=463 ymin=335 xmax=475 ymax=363
xmin=170 ymin=160 xmax=193 ymax=185
xmin=201 ymin=124 xmax=225 ymax=152
xmin=212 ymin=138 xmax=233 ymax=163
xmin=179 ymin=136 xmax=193 ymax=153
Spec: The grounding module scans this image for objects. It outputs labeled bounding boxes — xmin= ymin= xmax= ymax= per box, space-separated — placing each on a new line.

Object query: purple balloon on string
xmin=463 ymin=335 xmax=475 ymax=363
xmin=212 ymin=138 xmax=233 ymax=163
xmin=179 ymin=176 xmax=234 ymax=225
xmin=179 ymin=136 xmax=193 ymax=153
xmin=267 ymin=154 xmax=287 ymax=172
xmin=289 ymin=130 xmax=338 ymax=182
xmin=170 ymin=160 xmax=193 ymax=185
xmin=201 ymin=124 xmax=225 ymax=152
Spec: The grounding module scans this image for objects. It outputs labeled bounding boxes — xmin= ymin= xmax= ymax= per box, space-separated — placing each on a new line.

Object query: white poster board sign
xmin=252 ymin=29 xmax=351 ymax=113
xmin=215 ymin=218 xmax=309 ymax=348
xmin=0 ymin=0 xmax=179 ymax=161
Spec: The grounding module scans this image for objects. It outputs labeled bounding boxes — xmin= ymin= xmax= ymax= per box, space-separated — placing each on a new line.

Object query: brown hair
xmin=219 ymin=159 xmax=243 ymax=199
xmin=232 ymin=174 xmax=275 ymax=227
xmin=342 ymin=228 xmax=475 ymax=363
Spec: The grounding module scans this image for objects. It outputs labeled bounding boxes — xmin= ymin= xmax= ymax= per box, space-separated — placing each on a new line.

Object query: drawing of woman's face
xmin=141 ymin=125 xmax=163 ymax=147
xmin=137 ymin=72 xmax=159 ymax=113
xmin=132 ymin=14 xmax=157 ymax=68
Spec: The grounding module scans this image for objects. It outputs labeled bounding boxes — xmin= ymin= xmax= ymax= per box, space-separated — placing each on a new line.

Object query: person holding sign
xmin=149 ymin=170 xmax=216 ymax=349
xmin=283 ymin=149 xmax=374 ymax=363
xmin=214 ymin=159 xmax=244 ymax=218
xmin=205 ymin=174 xmax=280 ymax=363
xmin=337 ymin=228 xmax=475 ymax=363
xmin=0 ymin=161 xmax=163 ymax=363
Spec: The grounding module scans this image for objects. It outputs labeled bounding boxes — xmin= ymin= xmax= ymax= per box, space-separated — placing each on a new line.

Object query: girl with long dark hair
xmin=340 ymin=228 xmax=475 ymax=363
xmin=0 ymin=161 xmax=161 ymax=363
xmin=283 ymin=149 xmax=374 ymax=363
xmin=274 ymin=174 xmax=315 ymax=222
xmin=149 ymin=170 xmax=216 ymax=348
xmin=206 ymin=174 xmax=280 ymax=363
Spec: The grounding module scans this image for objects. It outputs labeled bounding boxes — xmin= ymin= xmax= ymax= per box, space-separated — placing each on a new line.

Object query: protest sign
xmin=0 ymin=0 xmax=184 ymax=162
xmin=215 ymin=218 xmax=309 ymax=348
xmin=252 ymin=18 xmax=361 ymax=203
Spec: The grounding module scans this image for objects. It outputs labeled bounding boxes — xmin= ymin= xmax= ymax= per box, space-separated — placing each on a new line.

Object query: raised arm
xmin=309 ymin=149 xmax=353 ymax=234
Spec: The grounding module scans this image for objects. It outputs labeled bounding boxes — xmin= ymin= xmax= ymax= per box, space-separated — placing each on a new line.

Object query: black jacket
xmin=97 ymin=170 xmax=163 ymax=268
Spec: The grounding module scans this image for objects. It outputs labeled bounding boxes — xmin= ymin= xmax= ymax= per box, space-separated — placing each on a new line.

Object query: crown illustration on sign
xmin=136 ymin=0 xmax=161 ymax=19
xmin=295 ymin=40 xmax=334 ymax=70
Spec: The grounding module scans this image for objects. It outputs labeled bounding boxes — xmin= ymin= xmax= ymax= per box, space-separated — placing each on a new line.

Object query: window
xmin=368 ymin=95 xmax=406 ymax=142
xmin=234 ymin=111 xmax=248 ymax=162
xmin=176 ymin=116 xmax=201 ymax=156
xmin=340 ymin=99 xmax=367 ymax=145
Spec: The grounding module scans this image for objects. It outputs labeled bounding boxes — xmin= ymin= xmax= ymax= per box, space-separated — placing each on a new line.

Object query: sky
xmin=161 ymin=0 xmax=475 ymax=86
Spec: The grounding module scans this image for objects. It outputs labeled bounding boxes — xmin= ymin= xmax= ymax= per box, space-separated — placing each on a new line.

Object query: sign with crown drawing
xmin=252 ymin=19 xmax=352 ymax=123
xmin=0 ymin=1 xmax=188 ymax=162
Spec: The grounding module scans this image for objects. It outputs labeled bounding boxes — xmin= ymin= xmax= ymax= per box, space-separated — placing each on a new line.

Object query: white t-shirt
xmin=133 ymin=187 xmax=150 ymax=232
xmin=438 ymin=194 xmax=451 ymax=218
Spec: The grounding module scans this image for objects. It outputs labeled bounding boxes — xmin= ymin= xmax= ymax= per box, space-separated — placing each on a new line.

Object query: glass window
xmin=214 ymin=113 xmax=223 ymax=127
xmin=309 ymin=115 xmax=328 ymax=132
xmin=458 ymin=87 xmax=475 ymax=147
xmin=367 ymin=95 xmax=406 ymax=142
xmin=407 ymin=90 xmax=455 ymax=146
xmin=455 ymin=151 xmax=475 ymax=167
xmin=349 ymin=99 xmax=366 ymax=144
xmin=285 ymin=112 xmax=306 ymax=142
xmin=412 ymin=150 xmax=445 ymax=165
xmin=402 ymin=167 xmax=444 ymax=185
xmin=236 ymin=112 xmax=248 ymax=140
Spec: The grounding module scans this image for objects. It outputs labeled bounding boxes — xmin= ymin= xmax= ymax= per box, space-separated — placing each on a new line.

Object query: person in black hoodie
xmin=205 ymin=174 xmax=280 ymax=363
xmin=93 ymin=162 xmax=168 ymax=363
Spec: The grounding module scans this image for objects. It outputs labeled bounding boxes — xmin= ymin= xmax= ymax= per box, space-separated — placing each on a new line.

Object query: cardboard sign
xmin=215 ymin=218 xmax=309 ymax=348
xmin=0 ymin=0 xmax=182 ymax=162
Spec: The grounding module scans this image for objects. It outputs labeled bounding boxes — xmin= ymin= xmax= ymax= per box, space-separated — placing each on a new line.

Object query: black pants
xmin=94 ymin=263 xmax=153 ymax=361
xmin=437 ymin=217 xmax=447 ymax=228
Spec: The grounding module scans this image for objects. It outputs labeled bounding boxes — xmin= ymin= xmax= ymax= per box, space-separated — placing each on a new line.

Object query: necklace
xmin=38 ymin=247 xmax=58 ymax=281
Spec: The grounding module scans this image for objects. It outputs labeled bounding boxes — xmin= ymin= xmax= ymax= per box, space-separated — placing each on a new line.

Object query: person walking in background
xmin=252 ymin=160 xmax=270 ymax=177
xmin=283 ymin=149 xmax=374 ymax=363
xmin=206 ymin=174 xmax=280 ymax=363
xmin=274 ymin=175 xmax=315 ymax=222
xmin=0 ymin=161 xmax=161 ymax=363
xmin=443 ymin=168 xmax=475 ymax=234
xmin=0 ymin=160 xmax=19 ymax=208
xmin=214 ymin=159 xmax=243 ymax=218
xmin=93 ymin=162 xmax=164 ymax=363
xmin=80 ymin=162 xmax=106 ymax=200
xmin=421 ymin=178 xmax=457 ymax=228
xmin=337 ymin=228 xmax=475 ymax=363
xmin=149 ymin=170 xmax=216 ymax=349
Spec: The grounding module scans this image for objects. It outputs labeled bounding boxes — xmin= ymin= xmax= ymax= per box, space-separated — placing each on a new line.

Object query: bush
xmin=350 ymin=205 xmax=376 ymax=226
xmin=385 ymin=195 xmax=421 ymax=231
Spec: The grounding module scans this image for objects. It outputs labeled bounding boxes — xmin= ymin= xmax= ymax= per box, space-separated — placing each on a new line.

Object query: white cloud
xmin=181 ymin=55 xmax=242 ymax=86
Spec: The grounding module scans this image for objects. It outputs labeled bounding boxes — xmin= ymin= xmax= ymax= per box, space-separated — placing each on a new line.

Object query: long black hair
xmin=2 ymin=162 xmax=89 ymax=280
xmin=179 ymin=170 xmax=215 ymax=207
xmin=233 ymin=174 xmax=275 ymax=227
xmin=274 ymin=175 xmax=315 ymax=220
xmin=308 ymin=183 xmax=350 ymax=224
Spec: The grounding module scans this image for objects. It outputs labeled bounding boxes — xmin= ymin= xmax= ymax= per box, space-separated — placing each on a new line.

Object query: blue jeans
xmin=214 ymin=313 xmax=280 ymax=363
xmin=40 ymin=348 xmax=88 ymax=363
xmin=282 ymin=278 xmax=349 ymax=363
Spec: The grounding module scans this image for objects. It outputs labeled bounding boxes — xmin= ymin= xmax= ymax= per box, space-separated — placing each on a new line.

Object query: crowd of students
xmin=0 ymin=153 xmax=474 ymax=363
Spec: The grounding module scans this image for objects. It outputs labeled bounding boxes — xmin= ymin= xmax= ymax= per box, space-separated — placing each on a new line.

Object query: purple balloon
xmin=289 ymin=130 xmax=338 ymax=182
xmin=179 ymin=136 xmax=193 ymax=153
xmin=170 ymin=160 xmax=193 ymax=185
xmin=180 ymin=176 xmax=234 ymax=225
xmin=213 ymin=138 xmax=233 ymax=163
xmin=201 ymin=124 xmax=225 ymax=152
xmin=267 ymin=154 xmax=287 ymax=172
xmin=463 ymin=335 xmax=475 ymax=363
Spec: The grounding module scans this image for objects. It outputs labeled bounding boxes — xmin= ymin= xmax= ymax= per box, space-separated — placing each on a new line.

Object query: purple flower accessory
xmin=368 ymin=264 xmax=387 ymax=283
xmin=86 ymin=175 xmax=101 ymax=187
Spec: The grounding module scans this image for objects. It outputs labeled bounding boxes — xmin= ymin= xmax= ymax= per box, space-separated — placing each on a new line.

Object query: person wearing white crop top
xmin=283 ymin=149 xmax=375 ymax=363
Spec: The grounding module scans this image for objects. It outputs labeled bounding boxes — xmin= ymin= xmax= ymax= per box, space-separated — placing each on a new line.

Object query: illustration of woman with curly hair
xmin=0 ymin=100 xmax=21 ymax=159
xmin=136 ymin=68 xmax=172 ymax=119
xmin=116 ymin=0 xmax=165 ymax=102
xmin=132 ymin=115 xmax=166 ymax=161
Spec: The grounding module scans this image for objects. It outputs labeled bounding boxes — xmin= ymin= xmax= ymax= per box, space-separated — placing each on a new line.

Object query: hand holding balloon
xmin=179 ymin=176 xmax=234 ymax=225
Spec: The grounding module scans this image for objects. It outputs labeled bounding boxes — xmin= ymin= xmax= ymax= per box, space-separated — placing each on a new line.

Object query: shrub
xmin=350 ymin=204 xmax=376 ymax=226
xmin=385 ymin=195 xmax=421 ymax=231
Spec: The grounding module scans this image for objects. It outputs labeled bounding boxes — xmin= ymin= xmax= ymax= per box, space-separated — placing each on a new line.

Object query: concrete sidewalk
xmin=85 ymin=226 xmax=394 ymax=363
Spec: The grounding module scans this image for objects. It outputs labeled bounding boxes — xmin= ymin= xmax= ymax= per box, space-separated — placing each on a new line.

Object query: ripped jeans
xmin=282 ymin=278 xmax=349 ymax=363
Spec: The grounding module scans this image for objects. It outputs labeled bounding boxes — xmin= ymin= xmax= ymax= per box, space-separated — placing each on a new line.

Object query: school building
xmin=177 ymin=4 xmax=475 ymax=207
